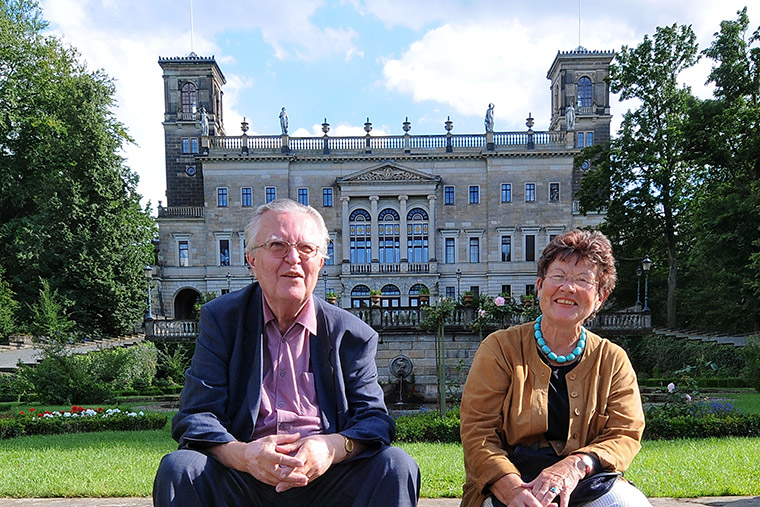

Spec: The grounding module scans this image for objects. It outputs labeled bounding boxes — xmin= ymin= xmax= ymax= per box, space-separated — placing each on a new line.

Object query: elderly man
xmin=153 ymin=199 xmax=420 ymax=506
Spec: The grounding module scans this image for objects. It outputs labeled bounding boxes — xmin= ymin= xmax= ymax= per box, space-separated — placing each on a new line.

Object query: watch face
xmin=186 ymin=166 xmax=196 ymax=176
xmin=581 ymin=160 xmax=590 ymax=170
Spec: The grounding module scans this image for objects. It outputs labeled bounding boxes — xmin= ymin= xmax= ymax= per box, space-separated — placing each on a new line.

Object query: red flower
xmin=19 ymin=411 xmax=24 ymax=415
xmin=29 ymin=408 xmax=35 ymax=412
xmin=37 ymin=413 xmax=43 ymax=417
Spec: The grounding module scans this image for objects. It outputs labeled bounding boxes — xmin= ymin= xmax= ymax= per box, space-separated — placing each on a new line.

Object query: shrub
xmin=0 ymin=406 xmax=168 ymax=439
xmin=741 ymin=336 xmax=760 ymax=392
xmin=394 ymin=407 xmax=461 ymax=443
xmin=19 ymin=354 xmax=116 ymax=405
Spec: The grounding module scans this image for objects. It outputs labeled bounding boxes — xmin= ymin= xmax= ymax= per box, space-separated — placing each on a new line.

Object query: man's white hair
xmin=244 ymin=198 xmax=330 ymax=256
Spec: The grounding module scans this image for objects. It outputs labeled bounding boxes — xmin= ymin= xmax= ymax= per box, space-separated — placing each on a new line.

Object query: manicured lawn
xmin=1 ymin=419 xmax=759 ymax=499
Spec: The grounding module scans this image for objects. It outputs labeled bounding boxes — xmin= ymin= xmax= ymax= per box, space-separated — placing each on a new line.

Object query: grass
xmin=2 ymin=392 xmax=760 ymax=498
xmin=1 ymin=420 xmax=759 ymax=499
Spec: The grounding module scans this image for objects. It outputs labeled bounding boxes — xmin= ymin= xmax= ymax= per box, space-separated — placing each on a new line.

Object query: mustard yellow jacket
xmin=460 ymin=322 xmax=645 ymax=507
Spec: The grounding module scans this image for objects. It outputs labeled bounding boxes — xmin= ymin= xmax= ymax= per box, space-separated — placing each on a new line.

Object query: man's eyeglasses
xmin=544 ymin=273 xmax=597 ymax=291
xmin=253 ymin=240 xmax=322 ymax=259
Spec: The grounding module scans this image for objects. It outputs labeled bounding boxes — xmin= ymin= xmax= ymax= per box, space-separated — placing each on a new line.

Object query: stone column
xmin=399 ymin=195 xmax=408 ymax=262
xmin=341 ymin=196 xmax=350 ymax=264
xmin=369 ymin=195 xmax=379 ymax=263
xmin=427 ymin=194 xmax=437 ymax=262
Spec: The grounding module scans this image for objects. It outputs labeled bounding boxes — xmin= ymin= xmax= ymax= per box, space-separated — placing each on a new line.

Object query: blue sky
xmin=38 ymin=0 xmax=757 ymax=211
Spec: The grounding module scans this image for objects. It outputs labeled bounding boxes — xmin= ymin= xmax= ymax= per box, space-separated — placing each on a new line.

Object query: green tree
xmin=28 ymin=278 xmax=75 ymax=344
xmin=0 ymin=266 xmax=18 ymax=338
xmin=577 ymin=24 xmax=701 ymax=327
xmin=680 ymin=8 xmax=760 ymax=332
xmin=0 ymin=0 xmax=155 ymax=336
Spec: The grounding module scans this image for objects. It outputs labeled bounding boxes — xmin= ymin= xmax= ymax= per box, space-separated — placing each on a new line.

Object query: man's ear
xmin=245 ymin=251 xmax=256 ymax=270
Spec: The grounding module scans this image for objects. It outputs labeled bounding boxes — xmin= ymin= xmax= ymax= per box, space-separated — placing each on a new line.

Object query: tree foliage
xmin=0 ymin=0 xmax=155 ymax=336
xmin=578 ymin=24 xmax=702 ymax=327
xmin=680 ymin=8 xmax=760 ymax=331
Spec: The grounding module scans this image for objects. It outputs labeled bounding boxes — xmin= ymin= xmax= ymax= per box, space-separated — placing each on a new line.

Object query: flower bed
xmin=0 ymin=405 xmax=168 ymax=439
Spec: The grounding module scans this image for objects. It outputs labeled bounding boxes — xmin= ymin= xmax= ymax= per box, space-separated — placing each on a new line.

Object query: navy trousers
xmin=153 ymin=445 xmax=420 ymax=507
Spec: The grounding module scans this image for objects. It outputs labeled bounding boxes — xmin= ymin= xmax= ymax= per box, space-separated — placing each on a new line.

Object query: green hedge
xmin=639 ymin=377 xmax=748 ymax=389
xmin=0 ymin=410 xmax=168 ymax=440
xmin=644 ymin=413 xmax=760 ymax=439
xmin=395 ymin=409 xmax=461 ymax=443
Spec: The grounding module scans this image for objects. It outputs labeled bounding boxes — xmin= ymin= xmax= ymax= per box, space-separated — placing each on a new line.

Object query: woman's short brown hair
xmin=537 ymin=229 xmax=616 ymax=297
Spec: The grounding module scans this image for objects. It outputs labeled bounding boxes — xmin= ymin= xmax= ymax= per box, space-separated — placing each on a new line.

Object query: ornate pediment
xmin=339 ymin=162 xmax=438 ymax=184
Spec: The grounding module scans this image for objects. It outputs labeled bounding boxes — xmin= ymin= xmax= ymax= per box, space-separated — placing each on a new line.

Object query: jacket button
xmin=571 ymin=391 xmax=579 ymax=398
xmin=573 ymin=432 xmax=579 ymax=439
xmin=574 ymin=408 xmax=581 ymax=416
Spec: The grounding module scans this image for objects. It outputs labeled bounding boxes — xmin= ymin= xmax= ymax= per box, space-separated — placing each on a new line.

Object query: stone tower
xmin=158 ymin=53 xmax=226 ymax=207
xmin=546 ymin=47 xmax=614 ymax=146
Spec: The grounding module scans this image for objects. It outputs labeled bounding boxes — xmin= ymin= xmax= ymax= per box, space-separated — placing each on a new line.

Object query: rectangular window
xmin=241 ymin=187 xmax=252 ymax=207
xmin=526 ymin=284 xmax=535 ymax=296
xmin=525 ymin=183 xmax=536 ymax=202
xmin=501 ymin=284 xmax=511 ymax=296
xmin=219 ymin=239 xmax=230 ymax=266
xmin=325 ymin=241 xmax=334 ymax=265
xmin=445 ymin=238 xmax=455 ymax=264
xmin=323 ymin=188 xmax=333 ymax=207
xmin=178 ymin=241 xmax=189 ymax=267
xmin=549 ymin=183 xmax=560 ymax=203
xmin=265 ymin=187 xmax=276 ymax=203
xmin=444 ymin=186 xmax=455 ymax=205
xmin=298 ymin=188 xmax=309 ymax=206
xmin=446 ymin=287 xmax=456 ymax=299
xmin=470 ymin=286 xmax=480 ymax=299
xmin=586 ymin=132 xmax=593 ymax=146
xmin=217 ymin=188 xmax=228 ymax=207
xmin=501 ymin=183 xmax=512 ymax=203
xmin=469 ymin=237 xmax=480 ymax=263
xmin=190 ymin=138 xmax=199 ymax=154
xmin=525 ymin=234 xmax=536 ymax=262
xmin=577 ymin=131 xmax=585 ymax=148
xmin=469 ymin=185 xmax=479 ymax=204
xmin=501 ymin=236 xmax=511 ymax=262
xmin=181 ymin=138 xmax=190 ymax=154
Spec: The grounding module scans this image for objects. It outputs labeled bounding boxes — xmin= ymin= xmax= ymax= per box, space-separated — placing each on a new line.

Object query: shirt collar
xmin=262 ymin=294 xmax=318 ymax=337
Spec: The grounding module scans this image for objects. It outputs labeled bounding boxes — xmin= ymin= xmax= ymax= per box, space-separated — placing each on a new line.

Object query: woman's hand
xmin=490 ymin=473 xmax=544 ymax=507
xmin=523 ymin=456 xmax=586 ymax=507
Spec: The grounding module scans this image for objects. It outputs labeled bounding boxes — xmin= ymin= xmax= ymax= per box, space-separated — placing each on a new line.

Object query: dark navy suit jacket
xmin=171 ymin=283 xmax=395 ymax=451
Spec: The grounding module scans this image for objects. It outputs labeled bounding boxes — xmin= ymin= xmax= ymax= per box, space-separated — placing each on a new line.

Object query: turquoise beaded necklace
xmin=533 ymin=315 xmax=586 ymax=363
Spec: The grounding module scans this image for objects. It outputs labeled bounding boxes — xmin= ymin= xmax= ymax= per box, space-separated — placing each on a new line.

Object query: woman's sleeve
xmin=460 ymin=333 xmax=520 ymax=495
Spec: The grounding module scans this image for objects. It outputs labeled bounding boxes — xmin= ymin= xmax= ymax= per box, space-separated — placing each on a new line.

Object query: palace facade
xmin=154 ymin=48 xmax=613 ymax=319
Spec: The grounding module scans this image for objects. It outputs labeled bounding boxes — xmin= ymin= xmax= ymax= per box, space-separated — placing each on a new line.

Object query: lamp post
xmin=456 ymin=268 xmax=462 ymax=299
xmin=323 ymin=270 xmax=328 ymax=297
xmin=635 ymin=266 xmax=642 ymax=309
xmin=226 ymin=272 xmax=231 ymax=293
xmin=143 ymin=265 xmax=154 ymax=320
xmin=642 ymin=257 xmax=652 ymax=312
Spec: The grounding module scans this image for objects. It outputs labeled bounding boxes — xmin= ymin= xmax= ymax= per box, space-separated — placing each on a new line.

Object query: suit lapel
xmin=243 ymin=284 xmax=264 ymax=430
xmin=312 ymin=299 xmax=338 ymax=433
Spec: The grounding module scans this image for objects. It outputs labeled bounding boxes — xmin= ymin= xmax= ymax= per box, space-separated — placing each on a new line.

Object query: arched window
xmin=351 ymin=285 xmax=370 ymax=308
xmin=407 ymin=208 xmax=429 ymax=263
xmin=378 ymin=208 xmax=400 ymax=264
xmin=349 ymin=209 xmax=371 ymax=265
xmin=381 ymin=284 xmax=401 ymax=308
xmin=181 ymin=82 xmax=197 ymax=114
xmin=577 ymin=77 xmax=592 ymax=108
xmin=409 ymin=283 xmax=428 ymax=307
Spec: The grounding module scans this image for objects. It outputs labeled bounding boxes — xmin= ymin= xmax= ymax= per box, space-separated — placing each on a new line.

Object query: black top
xmin=537 ymin=349 xmax=580 ymax=443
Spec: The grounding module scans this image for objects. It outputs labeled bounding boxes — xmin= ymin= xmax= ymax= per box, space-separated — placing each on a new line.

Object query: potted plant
xmin=325 ymin=291 xmax=339 ymax=305
xmin=418 ymin=286 xmax=430 ymax=305
xmin=462 ymin=290 xmax=474 ymax=305
xmin=370 ymin=289 xmax=382 ymax=306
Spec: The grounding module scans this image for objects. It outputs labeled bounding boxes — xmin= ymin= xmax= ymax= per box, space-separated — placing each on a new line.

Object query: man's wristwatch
xmin=343 ymin=435 xmax=354 ymax=457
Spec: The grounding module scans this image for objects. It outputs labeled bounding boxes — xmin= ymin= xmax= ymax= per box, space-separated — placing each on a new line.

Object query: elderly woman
xmin=460 ymin=230 xmax=649 ymax=507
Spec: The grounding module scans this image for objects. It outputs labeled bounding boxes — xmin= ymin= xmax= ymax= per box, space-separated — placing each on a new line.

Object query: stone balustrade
xmin=205 ymin=129 xmax=567 ymax=157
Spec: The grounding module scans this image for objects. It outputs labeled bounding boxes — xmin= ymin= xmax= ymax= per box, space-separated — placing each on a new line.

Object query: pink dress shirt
xmin=252 ymin=295 xmax=323 ymax=440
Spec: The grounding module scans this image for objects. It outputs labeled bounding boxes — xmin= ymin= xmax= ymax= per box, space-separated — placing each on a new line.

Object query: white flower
xmin=685 ymin=394 xmax=692 ymax=402
xmin=139 ymin=411 xmax=144 ymax=416
xmin=63 ymin=412 xmax=71 ymax=418
xmin=478 ymin=309 xmax=487 ymax=317
xmin=667 ymin=382 xmax=675 ymax=393
xmin=494 ymin=296 xmax=506 ymax=307
xmin=42 ymin=413 xmax=54 ymax=418
xmin=84 ymin=409 xmax=96 ymax=416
